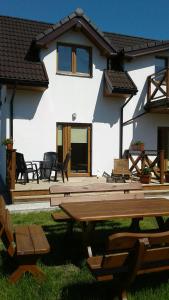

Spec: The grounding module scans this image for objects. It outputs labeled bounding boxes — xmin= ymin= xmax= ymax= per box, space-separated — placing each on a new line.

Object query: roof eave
xmin=0 ymin=77 xmax=49 ymax=88
xmin=112 ymin=87 xmax=138 ymax=95
xmin=125 ymin=44 xmax=169 ymax=58
xmin=36 ymin=17 xmax=116 ymax=57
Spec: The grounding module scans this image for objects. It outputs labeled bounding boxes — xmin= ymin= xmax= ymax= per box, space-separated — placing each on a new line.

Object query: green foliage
xmin=132 ymin=140 xmax=144 ymax=145
xmin=1 ymin=138 xmax=13 ymax=145
xmin=141 ymin=166 xmax=151 ymax=175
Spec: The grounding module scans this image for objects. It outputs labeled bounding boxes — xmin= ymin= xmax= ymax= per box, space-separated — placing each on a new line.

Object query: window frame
xmin=57 ymin=43 xmax=93 ymax=77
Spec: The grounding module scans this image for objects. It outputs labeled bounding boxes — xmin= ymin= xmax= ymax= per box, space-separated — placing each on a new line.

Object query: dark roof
xmin=124 ymin=41 xmax=169 ymax=57
xmin=104 ymin=70 xmax=137 ymax=94
xmin=104 ymin=32 xmax=169 ymax=57
xmin=0 ymin=16 xmax=51 ymax=86
xmin=103 ymin=32 xmax=159 ymax=52
xmin=0 ymin=10 xmax=169 ymax=86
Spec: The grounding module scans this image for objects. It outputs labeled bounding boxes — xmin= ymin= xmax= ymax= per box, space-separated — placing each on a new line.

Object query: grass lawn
xmin=0 ymin=211 xmax=169 ymax=300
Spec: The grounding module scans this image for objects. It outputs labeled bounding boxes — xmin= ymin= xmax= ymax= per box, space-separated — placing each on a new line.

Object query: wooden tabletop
xmin=60 ymin=198 xmax=169 ymax=221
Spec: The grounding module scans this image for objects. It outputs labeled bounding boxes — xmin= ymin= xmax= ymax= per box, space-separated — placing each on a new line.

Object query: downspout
xmin=120 ymin=98 xmax=148 ymax=158
xmin=119 ymin=94 xmax=133 ymax=158
xmin=0 ymin=84 xmax=2 ymax=107
xmin=10 ymin=85 xmax=16 ymax=138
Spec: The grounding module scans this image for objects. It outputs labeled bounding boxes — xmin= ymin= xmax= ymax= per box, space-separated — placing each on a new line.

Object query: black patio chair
xmin=40 ymin=152 xmax=58 ymax=179
xmin=49 ymin=152 xmax=70 ymax=182
xmin=16 ymin=152 xmax=39 ymax=184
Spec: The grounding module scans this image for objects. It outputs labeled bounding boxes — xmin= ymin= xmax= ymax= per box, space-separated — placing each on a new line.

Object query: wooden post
xmin=159 ymin=149 xmax=165 ymax=184
xmin=141 ymin=150 xmax=145 ymax=171
xmin=147 ymin=77 xmax=151 ymax=103
xmin=6 ymin=149 xmax=16 ymax=190
xmin=166 ymin=68 xmax=169 ymax=98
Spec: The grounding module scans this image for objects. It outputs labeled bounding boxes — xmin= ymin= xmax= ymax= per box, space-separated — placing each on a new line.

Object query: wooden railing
xmin=124 ymin=149 xmax=165 ymax=184
xmin=147 ymin=68 xmax=169 ymax=103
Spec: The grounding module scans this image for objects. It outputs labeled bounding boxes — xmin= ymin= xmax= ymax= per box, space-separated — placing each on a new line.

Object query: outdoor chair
xmin=40 ymin=152 xmax=58 ymax=179
xmin=49 ymin=152 xmax=70 ymax=182
xmin=16 ymin=152 xmax=39 ymax=184
xmin=87 ymin=230 xmax=169 ymax=300
xmin=0 ymin=195 xmax=50 ymax=283
xmin=111 ymin=159 xmax=131 ymax=182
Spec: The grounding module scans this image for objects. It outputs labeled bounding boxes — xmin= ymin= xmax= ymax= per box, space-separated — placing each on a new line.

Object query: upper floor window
xmin=57 ymin=44 xmax=92 ymax=77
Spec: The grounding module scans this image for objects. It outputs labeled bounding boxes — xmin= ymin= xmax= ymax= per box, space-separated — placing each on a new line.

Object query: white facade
xmin=1 ymin=25 xmax=169 ymax=182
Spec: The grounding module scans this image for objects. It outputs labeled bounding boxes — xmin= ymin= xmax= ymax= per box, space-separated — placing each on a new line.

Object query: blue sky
xmin=1 ymin=0 xmax=169 ymax=40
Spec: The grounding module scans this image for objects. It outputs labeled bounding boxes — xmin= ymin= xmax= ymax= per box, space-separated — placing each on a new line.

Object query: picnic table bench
xmin=87 ymin=231 xmax=169 ymax=300
xmin=0 ymin=196 xmax=50 ymax=283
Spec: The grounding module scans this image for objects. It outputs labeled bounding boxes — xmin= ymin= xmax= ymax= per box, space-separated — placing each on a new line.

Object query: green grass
xmin=0 ymin=211 xmax=169 ymax=299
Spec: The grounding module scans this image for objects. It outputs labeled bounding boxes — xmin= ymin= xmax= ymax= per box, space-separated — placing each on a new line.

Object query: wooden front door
xmin=57 ymin=123 xmax=91 ymax=176
xmin=158 ymin=127 xmax=169 ymax=171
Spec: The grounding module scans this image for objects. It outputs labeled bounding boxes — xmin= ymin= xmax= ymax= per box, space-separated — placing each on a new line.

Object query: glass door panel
xmin=57 ymin=123 xmax=91 ymax=176
xmin=57 ymin=124 xmax=63 ymax=163
xmin=71 ymin=127 xmax=88 ymax=173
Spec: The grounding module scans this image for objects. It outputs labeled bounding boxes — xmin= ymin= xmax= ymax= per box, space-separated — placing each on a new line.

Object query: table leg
xmin=164 ymin=217 xmax=169 ymax=230
xmin=129 ymin=218 xmax=142 ymax=231
xmin=156 ymin=216 xmax=166 ymax=230
xmin=81 ymin=221 xmax=96 ymax=257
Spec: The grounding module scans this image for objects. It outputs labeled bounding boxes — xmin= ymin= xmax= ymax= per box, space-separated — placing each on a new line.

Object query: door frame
xmin=56 ymin=122 xmax=92 ymax=177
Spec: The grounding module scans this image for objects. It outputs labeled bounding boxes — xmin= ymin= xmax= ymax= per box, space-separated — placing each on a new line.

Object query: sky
xmin=1 ymin=0 xmax=169 ymax=40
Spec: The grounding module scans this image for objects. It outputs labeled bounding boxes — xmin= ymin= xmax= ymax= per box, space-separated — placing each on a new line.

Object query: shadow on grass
xmin=42 ymin=220 xmax=130 ymax=266
xmin=130 ymin=270 xmax=169 ymax=298
xmin=0 ymin=251 xmax=18 ymax=276
xmin=60 ymin=271 xmax=169 ymax=300
xmin=61 ymin=280 xmax=118 ymax=300
xmin=42 ymin=218 xmax=159 ymax=266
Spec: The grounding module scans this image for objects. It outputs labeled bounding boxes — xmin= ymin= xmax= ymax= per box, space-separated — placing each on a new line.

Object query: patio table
xmin=60 ymin=197 xmax=169 ymax=255
xmin=33 ymin=160 xmax=58 ymax=180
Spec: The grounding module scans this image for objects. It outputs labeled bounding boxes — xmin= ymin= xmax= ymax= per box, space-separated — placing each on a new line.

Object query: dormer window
xmin=57 ymin=43 xmax=92 ymax=77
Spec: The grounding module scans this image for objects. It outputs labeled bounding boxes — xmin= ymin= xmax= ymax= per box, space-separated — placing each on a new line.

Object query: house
xmin=1 ymin=7 xmax=169 ymax=183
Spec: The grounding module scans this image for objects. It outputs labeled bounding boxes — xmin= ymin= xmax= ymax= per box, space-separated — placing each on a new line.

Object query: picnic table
xmin=60 ymin=197 xmax=169 ymax=255
xmin=60 ymin=197 xmax=169 ymax=222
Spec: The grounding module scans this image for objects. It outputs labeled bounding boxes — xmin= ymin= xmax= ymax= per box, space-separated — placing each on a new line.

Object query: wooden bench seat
xmin=15 ymin=225 xmax=50 ymax=256
xmin=0 ymin=196 xmax=50 ymax=283
xmin=87 ymin=231 xmax=169 ymax=300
